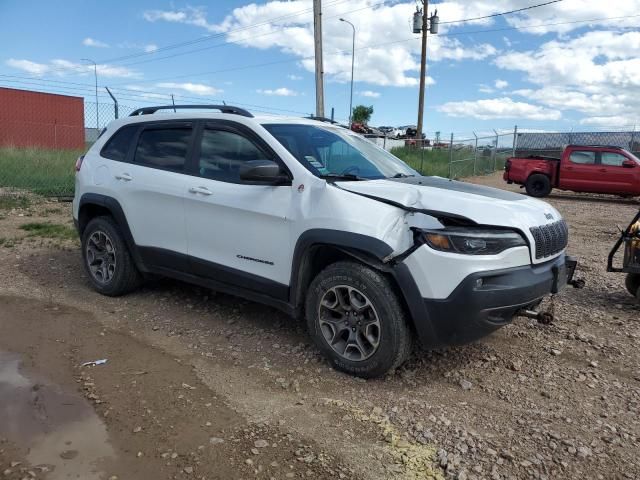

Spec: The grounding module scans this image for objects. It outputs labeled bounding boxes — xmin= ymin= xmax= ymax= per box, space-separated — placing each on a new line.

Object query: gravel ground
xmin=0 ymin=174 xmax=639 ymax=480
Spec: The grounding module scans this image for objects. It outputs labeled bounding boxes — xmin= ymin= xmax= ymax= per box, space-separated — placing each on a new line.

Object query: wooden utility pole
xmin=313 ymin=0 xmax=325 ymax=117
xmin=416 ymin=0 xmax=428 ymax=140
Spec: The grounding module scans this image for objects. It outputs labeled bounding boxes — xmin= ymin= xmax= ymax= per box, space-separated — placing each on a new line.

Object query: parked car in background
xmin=504 ymin=145 xmax=640 ymax=197
xmin=378 ymin=126 xmax=394 ymax=136
xmin=73 ymin=104 xmax=577 ymax=378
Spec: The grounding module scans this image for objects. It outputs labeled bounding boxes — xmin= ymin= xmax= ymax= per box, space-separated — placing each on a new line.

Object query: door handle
xmin=115 ymin=173 xmax=132 ymax=181
xmin=598 ymin=168 xmax=607 ymax=173
xmin=189 ymin=186 xmax=213 ymax=196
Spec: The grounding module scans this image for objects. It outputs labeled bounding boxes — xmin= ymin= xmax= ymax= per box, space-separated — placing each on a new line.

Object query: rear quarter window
xmin=100 ymin=125 xmax=138 ymax=161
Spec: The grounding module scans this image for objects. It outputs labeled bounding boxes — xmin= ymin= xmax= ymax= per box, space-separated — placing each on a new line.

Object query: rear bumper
xmin=392 ymin=254 xmax=572 ymax=349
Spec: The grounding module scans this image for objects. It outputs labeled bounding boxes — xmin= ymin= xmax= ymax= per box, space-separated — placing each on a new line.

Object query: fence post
xmin=492 ymin=129 xmax=498 ymax=171
xmin=631 ymin=126 xmax=636 ymax=154
xmin=105 ymin=86 xmax=119 ymax=119
xmin=512 ymin=124 xmax=518 ymax=157
xmin=473 ymin=132 xmax=478 ymax=176
xmin=448 ymin=132 xmax=454 ymax=179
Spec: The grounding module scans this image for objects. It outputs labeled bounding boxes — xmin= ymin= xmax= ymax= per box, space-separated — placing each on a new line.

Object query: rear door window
xmin=133 ymin=126 xmax=192 ymax=172
xmin=569 ymin=151 xmax=596 ymax=165
xmin=100 ymin=125 xmax=138 ymax=161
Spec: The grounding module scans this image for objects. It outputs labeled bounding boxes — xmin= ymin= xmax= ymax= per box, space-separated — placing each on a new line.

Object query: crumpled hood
xmin=338 ymin=176 xmax=564 ymax=263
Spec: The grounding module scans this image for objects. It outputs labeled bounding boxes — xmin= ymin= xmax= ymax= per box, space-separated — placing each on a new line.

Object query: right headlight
xmin=418 ymin=227 xmax=527 ymax=255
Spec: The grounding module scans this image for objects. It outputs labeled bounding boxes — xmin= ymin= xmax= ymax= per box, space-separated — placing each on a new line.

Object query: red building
xmin=0 ymin=87 xmax=85 ymax=149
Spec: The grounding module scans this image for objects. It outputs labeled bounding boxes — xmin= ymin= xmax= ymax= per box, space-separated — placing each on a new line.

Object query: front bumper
xmin=392 ymin=254 xmax=574 ymax=349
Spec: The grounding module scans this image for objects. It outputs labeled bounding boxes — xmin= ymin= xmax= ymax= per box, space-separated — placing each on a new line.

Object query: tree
xmin=352 ymin=105 xmax=374 ymax=124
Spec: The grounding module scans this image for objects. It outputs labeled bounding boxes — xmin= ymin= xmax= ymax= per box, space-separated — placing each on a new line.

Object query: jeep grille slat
xmin=529 ymin=220 xmax=568 ymax=259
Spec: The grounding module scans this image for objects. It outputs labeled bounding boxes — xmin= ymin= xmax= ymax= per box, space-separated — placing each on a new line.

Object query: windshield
xmin=262 ymin=123 xmax=418 ymax=180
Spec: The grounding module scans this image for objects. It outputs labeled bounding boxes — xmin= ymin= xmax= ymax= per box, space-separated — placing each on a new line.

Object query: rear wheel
xmin=305 ymin=261 xmax=412 ymax=378
xmin=625 ymin=273 xmax=640 ymax=299
xmin=525 ymin=173 xmax=552 ymax=197
xmin=82 ymin=216 xmax=141 ymax=296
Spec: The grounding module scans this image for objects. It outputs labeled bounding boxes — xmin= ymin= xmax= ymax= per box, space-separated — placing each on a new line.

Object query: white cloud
xmin=5 ymin=59 xmax=49 ymax=75
xmin=83 ymin=37 xmax=109 ymax=48
xmin=578 ymin=116 xmax=638 ymax=128
xmin=257 ymin=87 xmax=298 ymax=96
xmin=144 ymin=1 xmax=497 ymax=87
xmin=494 ymin=79 xmax=508 ymax=89
xmin=287 ymin=74 xmax=302 ymax=80
xmin=358 ymin=90 xmax=380 ymax=98
xmin=143 ymin=7 xmax=220 ymax=32
xmin=144 ymin=44 xmax=158 ymax=53
xmin=5 ymin=58 xmax=140 ymax=78
xmin=500 ymin=0 xmax=640 ymax=35
xmin=156 ymin=82 xmax=222 ymax=96
xmin=438 ymin=97 xmax=561 ymax=121
xmin=497 ymin=30 xmax=640 ymax=121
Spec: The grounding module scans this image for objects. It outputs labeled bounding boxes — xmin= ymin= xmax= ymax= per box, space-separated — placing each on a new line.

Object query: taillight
xmin=75 ymin=155 xmax=84 ymax=172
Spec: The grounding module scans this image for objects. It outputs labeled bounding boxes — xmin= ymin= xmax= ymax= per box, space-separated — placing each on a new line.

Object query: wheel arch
xmin=78 ymin=193 xmax=146 ymax=271
xmin=289 ymin=230 xmax=427 ymax=340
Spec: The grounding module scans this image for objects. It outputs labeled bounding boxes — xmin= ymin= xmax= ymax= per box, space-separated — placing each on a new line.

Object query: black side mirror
xmin=239 ymin=160 xmax=290 ymax=185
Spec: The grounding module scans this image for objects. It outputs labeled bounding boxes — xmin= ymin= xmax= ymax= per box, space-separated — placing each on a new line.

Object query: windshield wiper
xmin=390 ymin=173 xmax=416 ymax=178
xmin=320 ymin=173 xmax=366 ymax=181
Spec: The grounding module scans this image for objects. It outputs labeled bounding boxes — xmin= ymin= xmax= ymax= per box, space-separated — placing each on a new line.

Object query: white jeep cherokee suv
xmin=73 ymin=105 xmax=577 ymax=378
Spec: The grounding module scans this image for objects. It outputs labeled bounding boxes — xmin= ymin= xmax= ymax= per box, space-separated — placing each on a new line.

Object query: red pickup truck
xmin=504 ymin=145 xmax=640 ymax=197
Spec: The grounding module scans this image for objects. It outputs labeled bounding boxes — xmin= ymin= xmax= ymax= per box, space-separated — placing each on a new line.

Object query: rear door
xmin=183 ymin=121 xmax=294 ymax=300
xmin=114 ymin=121 xmax=194 ymax=271
xmin=597 ymin=150 xmax=637 ymax=194
xmin=559 ymin=149 xmax=599 ymax=192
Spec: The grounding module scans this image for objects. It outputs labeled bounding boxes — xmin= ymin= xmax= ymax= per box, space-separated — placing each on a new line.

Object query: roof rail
xmin=308 ymin=115 xmax=339 ymax=124
xmin=129 ymin=104 xmax=253 ymax=118
xmin=307 ymin=115 xmax=349 ymax=129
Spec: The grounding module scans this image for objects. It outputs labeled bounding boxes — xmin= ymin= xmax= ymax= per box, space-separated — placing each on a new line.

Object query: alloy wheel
xmin=318 ymin=285 xmax=381 ymax=361
xmin=85 ymin=230 xmax=117 ymax=284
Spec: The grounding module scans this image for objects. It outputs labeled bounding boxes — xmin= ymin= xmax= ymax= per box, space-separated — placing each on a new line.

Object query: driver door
xmin=183 ymin=121 xmax=294 ymax=299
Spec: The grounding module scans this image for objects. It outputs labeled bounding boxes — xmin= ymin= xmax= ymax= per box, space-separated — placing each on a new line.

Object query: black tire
xmin=625 ymin=273 xmax=640 ymax=299
xmin=525 ymin=173 xmax=552 ymax=197
xmin=81 ymin=216 xmax=141 ymax=296
xmin=305 ymin=261 xmax=412 ymax=378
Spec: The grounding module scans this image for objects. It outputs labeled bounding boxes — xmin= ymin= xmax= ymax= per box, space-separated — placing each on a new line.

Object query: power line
xmin=33 ymin=0 xmax=355 ymax=76
xmin=439 ymin=0 xmax=564 ymax=24
xmin=3 ymin=12 xmax=637 ymax=92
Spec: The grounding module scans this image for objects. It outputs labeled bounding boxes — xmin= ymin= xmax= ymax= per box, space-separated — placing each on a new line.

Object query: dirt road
xmin=0 ymin=174 xmax=639 ymax=480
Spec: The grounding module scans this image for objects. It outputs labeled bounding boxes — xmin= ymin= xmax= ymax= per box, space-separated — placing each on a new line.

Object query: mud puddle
xmin=0 ymin=349 xmax=115 ymax=479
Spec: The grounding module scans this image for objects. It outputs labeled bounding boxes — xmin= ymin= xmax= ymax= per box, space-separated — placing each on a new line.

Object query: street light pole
xmin=340 ymin=18 xmax=355 ymax=126
xmin=81 ymin=58 xmax=99 ymax=132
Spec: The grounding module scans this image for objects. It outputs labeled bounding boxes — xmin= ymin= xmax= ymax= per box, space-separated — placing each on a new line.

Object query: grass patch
xmin=0 ymin=195 xmax=31 ymax=210
xmin=0 ymin=237 xmax=18 ymax=248
xmin=0 ymin=146 xmax=80 ymax=196
xmin=19 ymin=222 xmax=77 ymax=240
xmin=391 ymin=146 xmax=510 ymax=179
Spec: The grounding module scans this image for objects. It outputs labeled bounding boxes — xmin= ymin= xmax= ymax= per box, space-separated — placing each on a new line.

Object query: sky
xmin=1 ymin=0 xmax=639 ymax=138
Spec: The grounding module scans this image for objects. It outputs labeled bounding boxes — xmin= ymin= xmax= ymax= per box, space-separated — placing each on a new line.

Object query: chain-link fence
xmin=514 ymin=130 xmax=640 ymax=158
xmin=0 ymin=101 xmax=134 ymax=198
xmin=390 ymin=130 xmax=516 ymax=179
xmin=3 ymin=103 xmax=640 ymax=200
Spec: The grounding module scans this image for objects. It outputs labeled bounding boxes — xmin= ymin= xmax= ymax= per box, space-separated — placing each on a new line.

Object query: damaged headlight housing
xmin=418 ymin=227 xmax=527 ymax=255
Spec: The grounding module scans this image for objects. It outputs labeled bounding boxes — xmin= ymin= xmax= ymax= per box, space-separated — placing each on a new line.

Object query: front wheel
xmin=625 ymin=273 xmax=640 ymax=300
xmin=305 ymin=261 xmax=412 ymax=378
xmin=525 ymin=173 xmax=552 ymax=197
